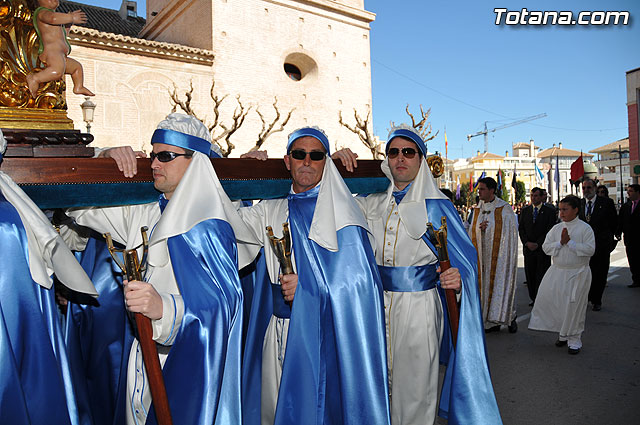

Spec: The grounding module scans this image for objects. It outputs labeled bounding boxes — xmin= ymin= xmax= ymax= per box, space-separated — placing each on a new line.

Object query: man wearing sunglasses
xmin=67 ymin=113 xmax=256 ymax=425
xmin=333 ymin=124 xmax=500 ymax=425
xmin=239 ymin=127 xmax=390 ymax=425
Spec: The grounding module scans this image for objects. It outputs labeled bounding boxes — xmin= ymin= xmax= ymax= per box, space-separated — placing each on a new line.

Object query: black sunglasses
xmin=150 ymin=151 xmax=190 ymax=163
xmin=290 ymin=149 xmax=326 ymax=161
xmin=387 ymin=147 xmax=418 ymax=159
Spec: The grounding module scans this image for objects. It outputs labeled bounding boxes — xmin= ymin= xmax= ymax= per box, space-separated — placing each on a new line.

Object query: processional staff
xmin=426 ymin=217 xmax=460 ymax=348
xmin=267 ymin=223 xmax=294 ymax=307
xmin=104 ymin=227 xmax=173 ymax=425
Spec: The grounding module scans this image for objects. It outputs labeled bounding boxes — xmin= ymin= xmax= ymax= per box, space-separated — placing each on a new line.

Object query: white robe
xmin=468 ymin=197 xmax=518 ymax=327
xmin=529 ymin=217 xmax=595 ymax=346
xmin=355 ymin=158 xmax=445 ymax=425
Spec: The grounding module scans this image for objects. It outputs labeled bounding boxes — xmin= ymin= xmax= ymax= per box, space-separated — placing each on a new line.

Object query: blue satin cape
xmin=423 ymin=199 xmax=502 ymax=424
xmin=0 ymin=193 xmax=85 ymax=424
xmin=65 ymin=235 xmax=132 ymax=425
xmin=240 ymin=247 xmax=272 ymax=424
xmin=280 ymin=191 xmax=390 ymax=424
xmin=146 ymin=219 xmax=243 ymax=425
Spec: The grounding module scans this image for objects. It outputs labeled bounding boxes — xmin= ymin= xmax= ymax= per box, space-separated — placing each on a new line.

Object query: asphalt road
xmin=436 ymin=243 xmax=640 ymax=424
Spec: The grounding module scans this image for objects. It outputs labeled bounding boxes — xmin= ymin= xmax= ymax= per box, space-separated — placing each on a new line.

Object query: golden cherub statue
xmin=26 ymin=0 xmax=94 ymax=97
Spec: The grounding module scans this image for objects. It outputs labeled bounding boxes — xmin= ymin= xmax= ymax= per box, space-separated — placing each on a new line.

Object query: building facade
xmin=627 ymin=67 xmax=640 ymax=183
xmin=451 ymin=141 xmax=548 ymax=203
xmin=590 ymin=137 xmax=631 ymax=204
xmin=62 ymin=0 xmax=376 ymax=156
xmin=537 ymin=144 xmax=593 ymax=204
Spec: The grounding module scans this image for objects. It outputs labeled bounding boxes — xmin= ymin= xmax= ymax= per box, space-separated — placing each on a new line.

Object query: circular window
xmin=283 ymin=52 xmax=317 ymax=82
xmin=284 ymin=63 xmax=302 ymax=81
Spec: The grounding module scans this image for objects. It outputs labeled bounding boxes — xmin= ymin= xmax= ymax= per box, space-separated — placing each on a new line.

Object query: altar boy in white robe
xmin=529 ymin=195 xmax=595 ymax=355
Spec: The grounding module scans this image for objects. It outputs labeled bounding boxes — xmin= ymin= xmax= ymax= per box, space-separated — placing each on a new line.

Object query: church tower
xmin=141 ymin=0 xmax=376 ymax=155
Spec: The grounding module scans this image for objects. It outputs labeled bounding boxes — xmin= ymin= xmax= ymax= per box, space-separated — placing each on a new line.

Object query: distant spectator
xmin=617 ymin=184 xmax=640 ymax=288
xmin=579 ymin=178 xmax=618 ymax=311
xmin=596 ymin=185 xmax=609 ymax=198
xmin=519 ymin=187 xmax=557 ymax=306
xmin=440 ymin=188 xmax=455 ymax=202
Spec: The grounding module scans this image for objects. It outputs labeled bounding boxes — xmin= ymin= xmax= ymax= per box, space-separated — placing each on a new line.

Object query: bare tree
xmin=212 ymin=95 xmax=251 ymax=157
xmin=169 ymin=81 xmax=198 ymax=115
xmin=390 ymin=104 xmax=439 ymax=149
xmin=338 ymin=106 xmax=382 ymax=159
xmin=169 ymin=79 xmax=250 ymax=157
xmin=248 ymin=97 xmax=294 ymax=152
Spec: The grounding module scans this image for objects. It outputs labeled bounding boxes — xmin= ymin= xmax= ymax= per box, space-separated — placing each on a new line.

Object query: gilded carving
xmin=0 ymin=0 xmax=66 ymax=109
xmin=426 ymin=154 xmax=444 ymax=178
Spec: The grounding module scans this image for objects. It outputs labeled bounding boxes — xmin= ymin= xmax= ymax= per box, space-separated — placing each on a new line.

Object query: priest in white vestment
xmin=468 ymin=177 xmax=519 ymax=332
xmin=529 ymin=195 xmax=595 ymax=354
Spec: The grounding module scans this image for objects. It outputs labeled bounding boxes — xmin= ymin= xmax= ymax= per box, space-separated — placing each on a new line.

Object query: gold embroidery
xmin=487 ymin=206 xmax=504 ymax=309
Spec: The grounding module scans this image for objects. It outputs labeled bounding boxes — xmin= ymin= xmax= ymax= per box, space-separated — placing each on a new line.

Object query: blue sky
xmin=82 ymin=0 xmax=638 ymax=158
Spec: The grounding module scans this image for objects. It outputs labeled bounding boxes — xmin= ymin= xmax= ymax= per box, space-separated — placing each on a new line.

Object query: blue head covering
xmin=386 ymin=124 xmax=426 ymax=157
xmin=287 ymin=126 xmax=331 ymax=155
xmin=151 ymin=113 xmax=216 ymax=157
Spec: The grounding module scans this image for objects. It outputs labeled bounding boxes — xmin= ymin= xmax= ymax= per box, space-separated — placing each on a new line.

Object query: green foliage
xmin=454 ymin=183 xmax=471 ymax=207
xmin=515 ymin=180 xmax=526 ymax=204
xmin=497 ymin=169 xmax=509 ymax=202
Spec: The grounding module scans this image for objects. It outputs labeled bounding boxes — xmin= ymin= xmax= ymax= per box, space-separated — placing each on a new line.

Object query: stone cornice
xmin=68 ymin=26 xmax=214 ymax=65
xmin=266 ymin=0 xmax=376 ymax=29
xmin=291 ymin=0 xmax=376 ymax=23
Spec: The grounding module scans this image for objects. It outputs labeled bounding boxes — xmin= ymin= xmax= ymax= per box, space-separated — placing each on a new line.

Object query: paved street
xmin=447 ymin=243 xmax=640 ymax=424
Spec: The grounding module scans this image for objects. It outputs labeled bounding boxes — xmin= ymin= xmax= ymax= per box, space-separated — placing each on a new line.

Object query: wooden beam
xmin=1 ymin=157 xmax=389 ymax=208
xmin=2 ymin=157 xmax=385 ymax=184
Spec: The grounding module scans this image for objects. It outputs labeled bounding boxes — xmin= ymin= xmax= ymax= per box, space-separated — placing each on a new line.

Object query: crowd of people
xmin=460 ymin=176 xmax=639 ymax=355
xmin=1 ymin=114 xmax=638 ymax=424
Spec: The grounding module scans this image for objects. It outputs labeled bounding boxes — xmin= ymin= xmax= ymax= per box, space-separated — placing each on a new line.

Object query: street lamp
xmin=611 ymin=144 xmax=630 ymax=204
xmin=80 ymin=97 xmax=96 ymax=134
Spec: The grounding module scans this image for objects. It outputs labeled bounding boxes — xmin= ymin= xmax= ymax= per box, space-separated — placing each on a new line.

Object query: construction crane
xmin=467 ymin=113 xmax=547 ymax=153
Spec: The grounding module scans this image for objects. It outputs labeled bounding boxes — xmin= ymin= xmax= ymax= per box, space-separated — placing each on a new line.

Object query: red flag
xmin=469 ymin=173 xmax=473 ymax=191
xmin=570 ymin=152 xmax=584 ymax=182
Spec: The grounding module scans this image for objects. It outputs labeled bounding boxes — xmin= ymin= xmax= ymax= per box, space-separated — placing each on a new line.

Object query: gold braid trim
xmin=487 ymin=206 xmax=504 ymax=308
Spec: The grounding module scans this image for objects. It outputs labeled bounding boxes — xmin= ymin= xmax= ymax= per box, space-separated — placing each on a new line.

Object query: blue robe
xmin=242 ymin=190 xmax=391 ymax=424
xmin=146 ymin=219 xmax=243 ymax=425
xmin=65 ymin=236 xmax=132 ymax=425
xmin=0 ymin=193 xmax=85 ymax=425
xmin=422 ymin=199 xmax=502 ymax=424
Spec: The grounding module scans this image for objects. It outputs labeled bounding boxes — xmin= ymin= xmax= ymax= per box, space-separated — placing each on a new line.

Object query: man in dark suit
xmin=617 ymin=184 xmax=640 ymax=288
xmin=519 ymin=187 xmax=557 ymax=305
xmin=579 ymin=178 xmax=618 ymax=311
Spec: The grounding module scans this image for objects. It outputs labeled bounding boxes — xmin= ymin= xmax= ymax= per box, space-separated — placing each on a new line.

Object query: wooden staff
xmin=104 ymin=229 xmax=173 ymax=425
xmin=427 ymin=217 xmax=460 ymax=348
